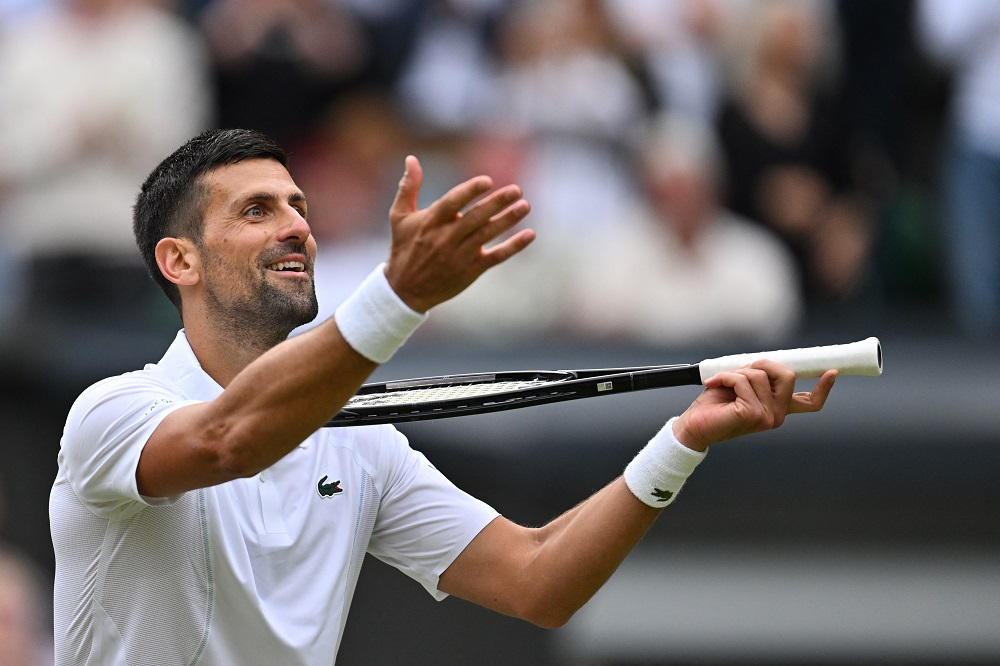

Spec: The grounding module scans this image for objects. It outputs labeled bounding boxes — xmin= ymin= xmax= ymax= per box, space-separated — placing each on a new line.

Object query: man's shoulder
xmin=64 ymin=362 xmax=189 ymax=444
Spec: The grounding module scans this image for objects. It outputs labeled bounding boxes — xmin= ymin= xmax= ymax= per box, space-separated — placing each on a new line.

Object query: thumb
xmin=389 ymin=155 xmax=422 ymax=223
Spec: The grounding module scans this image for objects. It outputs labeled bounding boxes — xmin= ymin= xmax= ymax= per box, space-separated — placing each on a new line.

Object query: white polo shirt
xmin=50 ymin=330 xmax=499 ymax=665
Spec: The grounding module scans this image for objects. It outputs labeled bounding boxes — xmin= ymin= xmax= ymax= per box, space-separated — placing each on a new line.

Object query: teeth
xmin=267 ymin=261 xmax=305 ymax=272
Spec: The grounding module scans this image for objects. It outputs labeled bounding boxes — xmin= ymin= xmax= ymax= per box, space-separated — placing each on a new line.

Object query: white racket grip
xmin=698 ymin=337 xmax=882 ymax=383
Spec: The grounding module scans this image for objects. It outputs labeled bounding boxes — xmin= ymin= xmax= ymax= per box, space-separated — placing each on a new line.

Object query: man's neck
xmin=182 ymin=315 xmax=288 ymax=388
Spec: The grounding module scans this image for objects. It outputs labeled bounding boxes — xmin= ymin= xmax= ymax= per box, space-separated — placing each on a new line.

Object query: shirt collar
xmin=154 ymin=329 xmax=224 ymax=403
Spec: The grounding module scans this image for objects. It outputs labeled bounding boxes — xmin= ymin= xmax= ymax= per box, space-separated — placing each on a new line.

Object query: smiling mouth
xmin=266 ymin=260 xmax=307 ymax=273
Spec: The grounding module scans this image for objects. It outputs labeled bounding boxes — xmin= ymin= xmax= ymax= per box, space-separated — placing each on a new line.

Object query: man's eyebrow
xmin=238 ymin=191 xmax=308 ymax=206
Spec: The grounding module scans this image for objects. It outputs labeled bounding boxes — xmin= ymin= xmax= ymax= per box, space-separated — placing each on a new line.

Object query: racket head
xmin=333 ymin=370 xmax=582 ymax=426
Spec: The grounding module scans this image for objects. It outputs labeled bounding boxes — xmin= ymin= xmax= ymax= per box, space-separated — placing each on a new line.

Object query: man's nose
xmin=277 ymin=205 xmax=312 ymax=242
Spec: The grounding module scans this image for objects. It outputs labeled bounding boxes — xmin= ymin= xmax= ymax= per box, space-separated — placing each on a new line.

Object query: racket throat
xmin=629 ymin=365 xmax=702 ymax=391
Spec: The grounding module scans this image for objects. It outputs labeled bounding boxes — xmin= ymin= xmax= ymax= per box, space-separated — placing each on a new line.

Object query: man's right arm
xmin=135 ymin=319 xmax=376 ymax=497
xmin=136 ymin=157 xmax=533 ymax=498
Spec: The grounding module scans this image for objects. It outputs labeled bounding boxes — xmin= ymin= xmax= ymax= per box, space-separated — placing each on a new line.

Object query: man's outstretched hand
xmin=384 ymin=155 xmax=535 ymax=313
xmin=673 ymin=360 xmax=838 ymax=452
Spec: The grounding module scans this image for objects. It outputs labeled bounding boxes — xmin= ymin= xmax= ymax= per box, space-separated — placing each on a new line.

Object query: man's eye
xmin=246 ymin=205 xmax=264 ymax=218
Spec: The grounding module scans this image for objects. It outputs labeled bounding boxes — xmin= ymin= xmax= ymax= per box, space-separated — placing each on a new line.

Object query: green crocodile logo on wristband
xmin=651 ymin=487 xmax=674 ymax=503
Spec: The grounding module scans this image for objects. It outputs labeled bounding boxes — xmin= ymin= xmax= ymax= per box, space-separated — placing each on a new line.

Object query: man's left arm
xmin=439 ymin=362 xmax=837 ymax=628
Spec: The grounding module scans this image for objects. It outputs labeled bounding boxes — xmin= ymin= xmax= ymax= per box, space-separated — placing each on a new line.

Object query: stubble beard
xmin=204 ymin=262 xmax=320 ymax=354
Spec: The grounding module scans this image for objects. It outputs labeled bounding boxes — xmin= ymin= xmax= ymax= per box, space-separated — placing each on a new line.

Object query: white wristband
xmin=624 ymin=417 xmax=707 ymax=508
xmin=334 ymin=263 xmax=427 ymax=363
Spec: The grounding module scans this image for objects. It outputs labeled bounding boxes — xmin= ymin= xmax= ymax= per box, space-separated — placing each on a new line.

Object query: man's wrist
xmin=671 ymin=413 xmax=711 ymax=453
xmin=624 ymin=417 xmax=707 ymax=508
xmin=382 ymin=261 xmax=433 ymax=314
xmin=334 ymin=263 xmax=428 ymax=363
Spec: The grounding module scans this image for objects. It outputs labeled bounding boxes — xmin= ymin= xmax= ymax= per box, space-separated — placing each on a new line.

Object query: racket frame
xmin=325 ymin=336 xmax=882 ymax=427
xmin=329 ymin=364 xmax=699 ymax=427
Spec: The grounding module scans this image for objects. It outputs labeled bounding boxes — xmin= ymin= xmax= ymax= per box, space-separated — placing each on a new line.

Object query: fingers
xmin=480 ymin=228 xmax=536 ymax=267
xmin=468 ymin=194 xmax=531 ymax=249
xmin=464 ymin=186 xmax=529 ymax=235
xmin=789 ymin=369 xmax=837 ymax=414
xmin=703 ymin=360 xmax=820 ymax=430
xmin=426 ymin=174 xmax=496 ymax=225
xmin=431 ymin=184 xmax=529 ymax=250
xmin=384 ymin=155 xmax=535 ymax=311
xmin=391 ymin=153 xmax=530 ymax=239
xmin=704 ymin=368 xmax=777 ymax=430
xmin=389 ymin=155 xmax=424 ymax=223
xmin=685 ymin=362 xmax=839 ymax=450
xmin=750 ymin=359 xmax=796 ymax=428
xmin=406 ymin=166 xmax=532 ymax=263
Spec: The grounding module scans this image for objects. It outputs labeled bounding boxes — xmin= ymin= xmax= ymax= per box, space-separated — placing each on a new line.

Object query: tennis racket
xmin=325 ymin=337 xmax=882 ymax=427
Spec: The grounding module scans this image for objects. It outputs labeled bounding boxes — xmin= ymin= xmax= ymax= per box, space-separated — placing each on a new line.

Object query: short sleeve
xmin=366 ymin=428 xmax=499 ymax=600
xmin=60 ymin=373 xmax=201 ymax=520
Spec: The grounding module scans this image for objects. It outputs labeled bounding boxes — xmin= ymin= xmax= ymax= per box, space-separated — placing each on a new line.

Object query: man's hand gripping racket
xmin=325 ymin=337 xmax=882 ymax=427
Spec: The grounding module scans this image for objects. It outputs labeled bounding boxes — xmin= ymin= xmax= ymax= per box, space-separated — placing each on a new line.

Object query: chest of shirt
xmin=209 ymin=442 xmax=375 ymax=555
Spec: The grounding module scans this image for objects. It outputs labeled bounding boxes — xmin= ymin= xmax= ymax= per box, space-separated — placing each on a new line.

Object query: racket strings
xmin=344 ymin=378 xmax=554 ymax=409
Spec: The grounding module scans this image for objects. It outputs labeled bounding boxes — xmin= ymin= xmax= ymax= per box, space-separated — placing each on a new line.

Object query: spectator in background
xmin=0 ymin=0 xmax=51 ymax=23
xmin=566 ymin=113 xmax=802 ymax=347
xmin=198 ymin=0 xmax=368 ymax=148
xmin=835 ymin=0 xmax=934 ymax=306
xmin=427 ymin=0 xmax=654 ymax=343
xmin=394 ymin=0 xmax=508 ymax=137
xmin=0 ymin=480 xmax=53 ymax=666
xmin=916 ymin=0 xmax=1000 ymax=339
xmin=383 ymin=0 xmax=520 ymax=230
xmin=0 ymin=0 xmax=211 ymax=373
xmin=715 ymin=0 xmax=874 ymax=308
xmin=603 ymin=0 xmax=731 ymax=124
xmin=490 ymin=0 xmax=648 ymax=236
xmin=432 ymin=113 xmax=802 ymax=348
xmin=337 ymin=0 xmax=424 ymax=91
xmin=0 ymin=548 xmax=52 ymax=666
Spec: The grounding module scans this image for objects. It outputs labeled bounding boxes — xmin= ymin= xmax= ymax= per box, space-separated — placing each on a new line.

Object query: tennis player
xmin=50 ymin=129 xmax=836 ymax=665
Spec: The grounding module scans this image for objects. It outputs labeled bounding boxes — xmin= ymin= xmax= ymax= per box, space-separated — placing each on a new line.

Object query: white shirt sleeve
xmin=59 ymin=373 xmax=201 ymax=521
xmin=366 ymin=427 xmax=500 ymax=600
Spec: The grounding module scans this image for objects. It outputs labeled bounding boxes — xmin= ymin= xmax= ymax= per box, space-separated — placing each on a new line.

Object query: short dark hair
xmin=133 ymin=128 xmax=288 ymax=312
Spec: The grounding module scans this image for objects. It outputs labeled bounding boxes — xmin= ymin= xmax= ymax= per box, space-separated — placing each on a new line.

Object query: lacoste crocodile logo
xmin=317 ymin=475 xmax=343 ymax=498
xmin=651 ymin=487 xmax=674 ymax=503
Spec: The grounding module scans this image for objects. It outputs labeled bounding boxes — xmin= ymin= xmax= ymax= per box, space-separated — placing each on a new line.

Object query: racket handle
xmin=698 ymin=337 xmax=882 ymax=383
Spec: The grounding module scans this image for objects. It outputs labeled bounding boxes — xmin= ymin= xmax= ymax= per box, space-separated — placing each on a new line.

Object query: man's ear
xmin=155 ymin=237 xmax=201 ymax=287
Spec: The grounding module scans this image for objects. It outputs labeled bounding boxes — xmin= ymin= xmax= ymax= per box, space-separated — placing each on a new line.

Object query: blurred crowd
xmin=0 ymin=479 xmax=53 ymax=666
xmin=0 ymin=0 xmax=996 ymax=357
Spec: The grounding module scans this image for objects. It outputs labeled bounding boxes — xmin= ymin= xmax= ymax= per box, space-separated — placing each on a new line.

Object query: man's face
xmin=196 ymin=158 xmax=319 ymax=340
